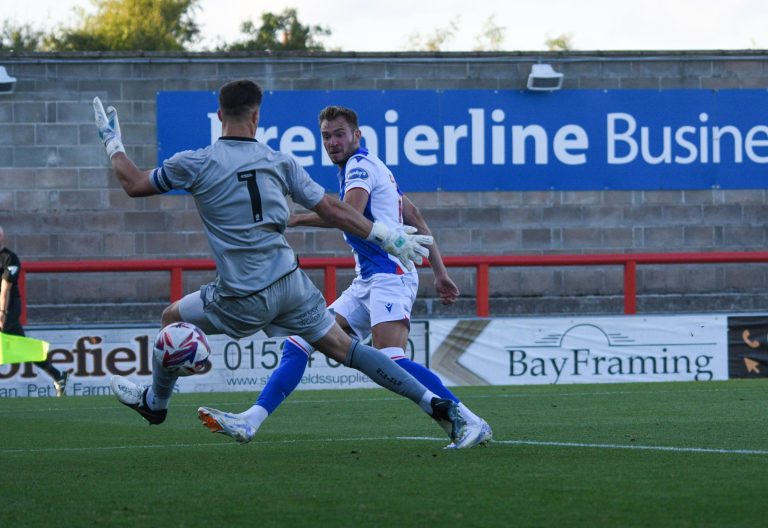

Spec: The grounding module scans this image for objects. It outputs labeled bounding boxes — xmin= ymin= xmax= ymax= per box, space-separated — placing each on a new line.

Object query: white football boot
xmin=110 ymin=375 xmax=167 ymax=425
xmin=430 ymin=398 xmax=486 ymax=449
xmin=53 ymin=370 xmax=70 ymax=397
xmin=198 ymin=407 xmax=257 ymax=444
xmin=445 ymin=419 xmax=493 ymax=450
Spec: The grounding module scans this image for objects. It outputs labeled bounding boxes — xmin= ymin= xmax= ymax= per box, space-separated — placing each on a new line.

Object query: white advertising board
xmin=429 ymin=315 xmax=728 ymax=386
xmin=0 ymin=322 xmax=428 ymax=398
xmin=0 ymin=314 xmax=734 ymax=397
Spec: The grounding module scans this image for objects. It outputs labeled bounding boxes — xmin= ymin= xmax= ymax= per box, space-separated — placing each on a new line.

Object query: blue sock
xmin=255 ymin=338 xmax=309 ymax=414
xmin=395 ymin=358 xmax=459 ymax=403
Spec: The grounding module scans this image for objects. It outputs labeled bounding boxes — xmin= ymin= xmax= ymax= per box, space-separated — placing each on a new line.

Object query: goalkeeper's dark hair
xmin=219 ymin=80 xmax=263 ymax=120
xmin=318 ymin=105 xmax=359 ymax=129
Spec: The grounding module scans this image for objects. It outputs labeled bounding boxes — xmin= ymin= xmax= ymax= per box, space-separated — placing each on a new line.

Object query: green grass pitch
xmin=1 ymin=380 xmax=767 ymax=527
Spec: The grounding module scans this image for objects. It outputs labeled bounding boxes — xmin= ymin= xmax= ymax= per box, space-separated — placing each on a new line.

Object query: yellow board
xmin=0 ymin=332 xmax=49 ymax=364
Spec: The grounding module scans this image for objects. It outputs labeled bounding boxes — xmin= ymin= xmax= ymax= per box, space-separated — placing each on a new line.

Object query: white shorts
xmin=330 ymin=272 xmax=418 ymax=341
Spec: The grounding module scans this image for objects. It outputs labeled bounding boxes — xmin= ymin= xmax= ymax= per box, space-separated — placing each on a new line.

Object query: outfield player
xmin=93 ymin=80 xmax=487 ymax=449
xmin=0 ymin=225 xmax=69 ymax=396
xmin=232 ymin=105 xmax=492 ymax=448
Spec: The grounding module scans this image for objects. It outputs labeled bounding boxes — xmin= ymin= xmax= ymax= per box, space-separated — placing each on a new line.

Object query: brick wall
xmin=0 ymin=50 xmax=767 ymax=324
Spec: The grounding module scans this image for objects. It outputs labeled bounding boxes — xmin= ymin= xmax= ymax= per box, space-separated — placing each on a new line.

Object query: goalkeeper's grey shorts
xmin=179 ymin=268 xmax=335 ymax=344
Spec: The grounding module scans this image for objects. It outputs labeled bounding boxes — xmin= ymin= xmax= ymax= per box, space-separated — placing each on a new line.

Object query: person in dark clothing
xmin=0 ymin=225 xmax=69 ymax=397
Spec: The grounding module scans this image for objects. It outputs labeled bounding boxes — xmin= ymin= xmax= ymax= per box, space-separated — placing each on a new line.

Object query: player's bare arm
xmin=342 ymin=187 xmax=369 ymax=213
xmin=402 ymin=195 xmax=459 ymax=304
xmin=0 ymin=278 xmax=9 ymax=330
xmin=310 ymin=194 xmax=373 ymax=239
xmin=111 ymin=154 xmax=158 ymax=197
xmin=288 ymin=211 xmax=326 ymax=228
xmin=311 ymin=194 xmax=432 ymax=271
xmin=289 ymin=187 xmax=368 ymax=228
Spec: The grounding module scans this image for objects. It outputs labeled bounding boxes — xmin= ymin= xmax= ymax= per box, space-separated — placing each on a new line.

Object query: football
xmin=153 ymin=322 xmax=212 ymax=377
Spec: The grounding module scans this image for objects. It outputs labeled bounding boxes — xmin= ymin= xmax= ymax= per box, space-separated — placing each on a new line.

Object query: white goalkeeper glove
xmin=93 ymin=96 xmax=125 ymax=159
xmin=366 ymin=220 xmax=433 ymax=271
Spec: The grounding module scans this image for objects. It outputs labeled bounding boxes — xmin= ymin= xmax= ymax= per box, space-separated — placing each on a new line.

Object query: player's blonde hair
xmin=318 ymin=105 xmax=359 ymax=130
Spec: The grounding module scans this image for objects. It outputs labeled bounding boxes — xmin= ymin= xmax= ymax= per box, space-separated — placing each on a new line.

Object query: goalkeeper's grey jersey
xmin=150 ymin=137 xmax=325 ymax=296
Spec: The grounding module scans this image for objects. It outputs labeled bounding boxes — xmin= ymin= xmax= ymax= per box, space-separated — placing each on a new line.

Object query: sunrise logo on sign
xmin=503 ymin=323 xmax=719 ymax=384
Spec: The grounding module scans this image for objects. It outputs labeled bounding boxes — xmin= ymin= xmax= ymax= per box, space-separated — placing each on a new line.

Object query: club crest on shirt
xmin=347 ymin=167 xmax=369 ymax=181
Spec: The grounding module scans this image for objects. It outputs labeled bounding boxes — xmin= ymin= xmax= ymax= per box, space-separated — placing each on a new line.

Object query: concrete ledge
xmin=25 ymin=293 xmax=768 ymax=326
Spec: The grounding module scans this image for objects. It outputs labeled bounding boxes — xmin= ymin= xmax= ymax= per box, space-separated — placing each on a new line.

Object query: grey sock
xmin=344 ymin=340 xmax=427 ymax=404
xmin=151 ymin=352 xmax=178 ymax=405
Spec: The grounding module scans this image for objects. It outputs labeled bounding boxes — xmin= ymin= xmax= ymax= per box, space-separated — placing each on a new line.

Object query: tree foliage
xmin=545 ymin=33 xmax=575 ymax=51
xmin=405 ymin=16 xmax=460 ymax=51
xmin=49 ymin=0 xmax=200 ymax=51
xmin=474 ymin=15 xmax=506 ymax=51
xmin=0 ymin=21 xmax=46 ymax=52
xmin=0 ymin=4 xmax=531 ymax=53
xmin=223 ymin=8 xmax=330 ymax=52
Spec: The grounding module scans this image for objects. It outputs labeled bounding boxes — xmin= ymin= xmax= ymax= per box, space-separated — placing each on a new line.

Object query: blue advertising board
xmin=157 ymin=89 xmax=768 ymax=192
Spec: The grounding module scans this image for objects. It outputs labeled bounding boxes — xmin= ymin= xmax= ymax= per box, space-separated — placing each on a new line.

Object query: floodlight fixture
xmin=527 ymin=63 xmax=563 ymax=92
xmin=0 ymin=66 xmax=17 ymax=94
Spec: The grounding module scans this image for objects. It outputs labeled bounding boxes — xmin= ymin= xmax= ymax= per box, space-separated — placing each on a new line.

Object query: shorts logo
xmin=7 ymin=265 xmax=18 ymax=277
xmin=385 ymin=303 xmax=393 ymax=312
xmin=347 ymin=167 xmax=369 ymax=181
xmin=298 ymin=304 xmax=324 ymax=326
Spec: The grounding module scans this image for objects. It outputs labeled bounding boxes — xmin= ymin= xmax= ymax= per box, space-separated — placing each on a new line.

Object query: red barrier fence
xmin=19 ymin=252 xmax=768 ymax=324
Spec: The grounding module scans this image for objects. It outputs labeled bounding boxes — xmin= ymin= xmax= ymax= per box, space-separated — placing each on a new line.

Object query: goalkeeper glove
xmin=366 ymin=221 xmax=433 ymax=271
xmin=93 ymin=96 xmax=125 ymax=159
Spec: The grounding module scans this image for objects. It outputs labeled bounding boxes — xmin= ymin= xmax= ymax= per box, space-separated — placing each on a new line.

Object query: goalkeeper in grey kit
xmin=94 ymin=79 xmax=488 ymax=449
